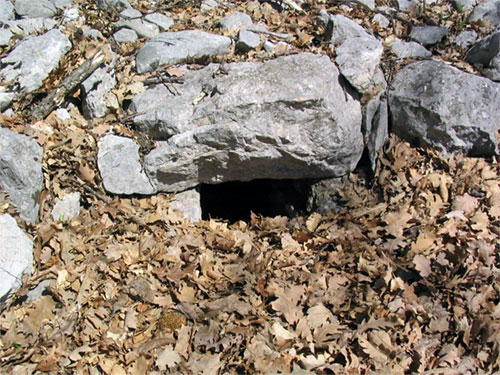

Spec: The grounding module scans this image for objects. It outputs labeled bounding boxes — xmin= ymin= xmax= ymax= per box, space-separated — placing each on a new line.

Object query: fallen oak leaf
xmin=414 ymin=254 xmax=432 ymax=278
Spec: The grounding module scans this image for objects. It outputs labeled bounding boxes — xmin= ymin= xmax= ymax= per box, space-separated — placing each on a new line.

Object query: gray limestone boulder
xmin=135 ymin=30 xmax=232 ymax=74
xmin=372 ymin=14 xmax=390 ymax=29
xmin=390 ymin=40 xmax=432 ymax=58
xmin=335 ymin=35 xmax=385 ymax=94
xmin=113 ymin=28 xmax=138 ymax=43
xmin=132 ymin=53 xmax=363 ymax=192
xmin=97 ymin=135 xmax=155 ymax=195
xmin=0 ymin=29 xmax=71 ymax=95
xmin=468 ymin=0 xmax=500 ymax=27
xmin=15 ymin=0 xmax=57 ymax=18
xmin=115 ymin=18 xmax=159 ymax=39
xmin=0 ymin=0 xmax=14 ymax=22
xmin=364 ymin=93 xmax=388 ymax=170
xmin=219 ymin=12 xmax=253 ymax=30
xmin=0 ymin=214 xmax=33 ymax=304
xmin=410 ymin=26 xmax=448 ymax=46
xmin=7 ymin=18 xmax=58 ymax=36
xmin=0 ymin=128 xmax=43 ymax=223
xmin=389 ymin=60 xmax=500 ymax=157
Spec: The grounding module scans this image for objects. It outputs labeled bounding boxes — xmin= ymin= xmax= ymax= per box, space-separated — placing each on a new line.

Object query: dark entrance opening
xmin=200 ymin=179 xmax=312 ymax=222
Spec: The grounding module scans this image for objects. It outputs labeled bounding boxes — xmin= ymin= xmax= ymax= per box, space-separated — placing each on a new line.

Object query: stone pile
xmin=1 ymin=0 xmax=500 ymax=303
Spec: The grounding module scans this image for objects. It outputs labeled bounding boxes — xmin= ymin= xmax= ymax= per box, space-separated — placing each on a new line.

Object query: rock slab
xmin=0 ymin=128 xmax=43 ymax=222
xmin=135 ymin=30 xmax=232 ymax=73
xmin=0 ymin=214 xmax=33 ymax=304
xmin=130 ymin=53 xmax=363 ymax=192
xmin=389 ymin=60 xmax=500 ymax=156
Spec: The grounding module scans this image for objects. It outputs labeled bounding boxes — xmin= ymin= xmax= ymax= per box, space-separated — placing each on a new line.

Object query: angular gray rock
xmin=98 ymin=0 xmax=131 ymax=11
xmin=15 ymin=0 xmax=57 ymax=18
xmin=391 ymin=40 xmax=432 ymax=58
xmin=0 ymin=92 xmax=15 ymax=111
xmin=468 ymin=0 xmax=500 ymax=27
xmin=113 ymin=28 xmax=138 ymax=43
xmin=236 ymin=28 xmax=261 ymax=52
xmin=51 ymin=192 xmax=81 ymax=222
xmin=97 ymin=135 xmax=155 ymax=195
xmin=410 ymin=26 xmax=448 ymax=46
xmin=132 ymin=53 xmax=363 ymax=192
xmin=323 ymin=13 xmax=370 ymax=45
xmin=364 ymin=93 xmax=388 ymax=170
xmin=135 ymin=30 xmax=232 ymax=74
xmin=219 ymin=12 xmax=253 ymax=30
xmin=144 ymin=13 xmax=174 ymax=31
xmin=0 ymin=128 xmax=43 ymax=223
xmin=396 ymin=0 xmax=419 ymax=11
xmin=170 ymin=188 xmax=202 ymax=222
xmin=335 ymin=35 xmax=385 ymax=94
xmin=0 ymin=214 xmax=33 ymax=304
xmin=7 ymin=18 xmax=58 ymax=36
xmin=465 ymin=30 xmax=500 ymax=66
xmin=372 ymin=14 xmax=390 ymax=29
xmin=0 ymin=29 xmax=71 ymax=95
xmin=454 ymin=30 xmax=478 ymax=49
xmin=115 ymin=17 xmax=159 ymax=39
xmin=389 ymin=60 xmax=500 ymax=157
xmin=450 ymin=0 xmax=476 ymax=11
xmin=0 ymin=0 xmax=14 ymax=21
xmin=0 ymin=28 xmax=12 ymax=46
xmin=81 ymin=59 xmax=116 ymax=118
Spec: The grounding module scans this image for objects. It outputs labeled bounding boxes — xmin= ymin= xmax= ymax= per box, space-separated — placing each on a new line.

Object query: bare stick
xmin=31 ymin=49 xmax=111 ymax=120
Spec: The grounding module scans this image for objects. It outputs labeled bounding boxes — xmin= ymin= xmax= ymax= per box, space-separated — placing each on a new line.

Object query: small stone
xmin=83 ymin=29 xmax=102 ymax=40
xmin=97 ymin=135 xmax=155 ymax=195
xmin=455 ymin=30 xmax=478 ymax=48
xmin=372 ymin=14 xmax=390 ymax=28
xmin=201 ymin=0 xmax=218 ymax=13
xmin=396 ymin=0 xmax=419 ymax=11
xmin=115 ymin=18 xmax=159 ymax=39
xmin=465 ymin=30 xmax=500 ymax=66
xmin=0 ymin=28 xmax=12 ymax=46
xmin=55 ymin=108 xmax=71 ymax=120
xmin=410 ymin=26 xmax=448 ymax=46
xmin=15 ymin=0 xmax=57 ymax=18
xmin=219 ymin=11 xmax=253 ymax=30
xmin=51 ymin=192 xmax=81 ymax=222
xmin=120 ymin=7 xmax=142 ymax=19
xmin=236 ymin=28 xmax=261 ymax=52
xmin=357 ymin=0 xmax=375 ymax=9
xmin=0 ymin=92 xmax=14 ymax=111
xmin=391 ymin=40 xmax=432 ymax=58
xmin=144 ymin=13 xmax=174 ymax=31
xmin=81 ymin=57 xmax=117 ymax=119
xmin=113 ymin=28 xmax=138 ymax=43
xmin=0 ymin=214 xmax=33 ymax=304
xmin=62 ymin=7 xmax=80 ymax=22
xmin=170 ymin=188 xmax=202 ymax=222
xmin=325 ymin=14 xmax=370 ymax=46
xmin=263 ymin=40 xmax=276 ymax=52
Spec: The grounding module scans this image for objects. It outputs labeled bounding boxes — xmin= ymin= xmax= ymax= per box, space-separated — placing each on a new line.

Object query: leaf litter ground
xmin=1 ymin=0 xmax=500 ymax=374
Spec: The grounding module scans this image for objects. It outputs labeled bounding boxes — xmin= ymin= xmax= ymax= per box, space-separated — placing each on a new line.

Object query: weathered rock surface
xmin=0 ymin=29 xmax=71 ymax=95
xmin=391 ymin=40 xmax=432 ymax=58
xmin=0 ymin=0 xmax=14 ymax=21
xmin=410 ymin=26 xmax=448 ymax=46
xmin=468 ymin=0 xmax=500 ymax=27
xmin=389 ymin=60 xmax=500 ymax=156
xmin=364 ymin=93 xmax=388 ymax=170
xmin=169 ymin=188 xmax=202 ymax=222
xmin=219 ymin=12 xmax=253 ymax=30
xmin=14 ymin=0 xmax=57 ymax=18
xmin=97 ymin=135 xmax=155 ymax=195
xmin=144 ymin=13 xmax=174 ymax=31
xmin=0 ymin=214 xmax=33 ymax=304
xmin=455 ymin=30 xmax=478 ymax=48
xmin=237 ymin=28 xmax=261 ymax=51
xmin=135 ymin=30 xmax=232 ymax=74
xmin=0 ymin=128 xmax=43 ymax=222
xmin=131 ymin=53 xmax=363 ymax=192
xmin=323 ymin=13 xmax=369 ymax=45
xmin=335 ymin=35 xmax=384 ymax=94
xmin=465 ymin=30 xmax=500 ymax=67
xmin=81 ymin=54 xmax=117 ymax=118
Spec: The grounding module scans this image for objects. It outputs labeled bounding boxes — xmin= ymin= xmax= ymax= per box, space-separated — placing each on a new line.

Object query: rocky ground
xmin=1 ymin=0 xmax=500 ymax=374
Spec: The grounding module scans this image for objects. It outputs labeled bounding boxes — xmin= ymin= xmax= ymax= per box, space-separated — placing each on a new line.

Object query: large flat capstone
xmin=389 ymin=60 xmax=500 ymax=156
xmin=125 ymin=53 xmax=363 ymax=193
